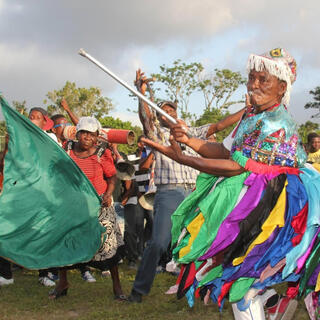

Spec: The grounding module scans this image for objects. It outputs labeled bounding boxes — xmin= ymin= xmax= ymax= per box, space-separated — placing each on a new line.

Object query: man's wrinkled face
xmin=29 ymin=110 xmax=46 ymax=129
xmin=247 ymin=70 xmax=287 ymax=112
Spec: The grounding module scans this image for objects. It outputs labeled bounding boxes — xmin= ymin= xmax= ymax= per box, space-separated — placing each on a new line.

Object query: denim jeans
xmin=133 ymin=184 xmax=193 ymax=295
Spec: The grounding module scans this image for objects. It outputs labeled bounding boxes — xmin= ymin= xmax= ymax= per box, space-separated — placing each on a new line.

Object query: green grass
xmin=0 ymin=266 xmax=310 ymax=319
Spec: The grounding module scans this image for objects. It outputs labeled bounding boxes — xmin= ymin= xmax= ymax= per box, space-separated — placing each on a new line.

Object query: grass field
xmin=0 ymin=265 xmax=310 ymax=320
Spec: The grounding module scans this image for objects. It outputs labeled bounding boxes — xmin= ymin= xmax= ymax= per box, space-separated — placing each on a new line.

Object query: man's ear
xmin=279 ymin=80 xmax=287 ymax=97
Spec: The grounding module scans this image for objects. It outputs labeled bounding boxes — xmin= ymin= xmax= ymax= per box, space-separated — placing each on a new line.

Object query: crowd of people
xmin=0 ymin=47 xmax=320 ymax=320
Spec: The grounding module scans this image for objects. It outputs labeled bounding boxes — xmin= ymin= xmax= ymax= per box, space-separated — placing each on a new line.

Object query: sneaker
xmin=47 ymin=272 xmax=59 ymax=281
xmin=39 ymin=276 xmax=55 ymax=287
xmin=266 ymin=296 xmax=298 ymax=320
xmin=155 ymin=266 xmax=165 ymax=274
xmin=128 ymin=289 xmax=142 ymax=303
xmin=101 ymin=270 xmax=111 ymax=277
xmin=0 ymin=276 xmax=14 ymax=286
xmin=128 ymin=261 xmax=137 ymax=270
xmin=81 ymin=271 xmax=96 ymax=283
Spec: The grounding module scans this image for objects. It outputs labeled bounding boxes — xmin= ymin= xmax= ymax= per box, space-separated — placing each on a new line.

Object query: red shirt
xmin=70 ymin=148 xmax=116 ymax=195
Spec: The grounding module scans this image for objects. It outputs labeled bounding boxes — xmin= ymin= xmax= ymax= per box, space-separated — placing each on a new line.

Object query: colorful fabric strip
xmin=232 ymin=180 xmax=288 ymax=266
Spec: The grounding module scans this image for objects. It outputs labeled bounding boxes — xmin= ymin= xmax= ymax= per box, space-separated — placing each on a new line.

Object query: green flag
xmin=0 ymin=96 xmax=104 ymax=269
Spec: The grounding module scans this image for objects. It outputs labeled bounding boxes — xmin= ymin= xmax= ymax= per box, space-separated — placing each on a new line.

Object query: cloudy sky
xmin=0 ymin=0 xmax=319 ymax=125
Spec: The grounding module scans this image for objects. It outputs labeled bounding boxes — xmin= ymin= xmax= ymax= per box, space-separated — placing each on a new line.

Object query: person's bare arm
xmin=141 ymin=137 xmax=244 ymax=177
xmin=139 ymin=151 xmax=154 ymax=170
xmin=109 ymin=143 xmax=122 ymax=162
xmin=206 ymin=108 xmax=245 ymax=138
xmin=135 ymin=69 xmax=156 ymax=139
xmin=61 ymin=99 xmax=79 ymax=125
xmin=177 ymin=154 xmax=244 ymax=177
xmin=164 ymin=120 xmax=230 ymax=159
xmin=206 ymin=94 xmax=252 ymax=138
xmin=121 ymin=179 xmax=133 ymax=206
xmin=184 ymin=137 xmax=230 ymax=159
xmin=103 ymin=174 xmax=117 ymax=207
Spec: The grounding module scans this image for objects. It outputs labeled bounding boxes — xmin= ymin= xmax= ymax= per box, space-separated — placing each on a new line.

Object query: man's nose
xmin=250 ymin=78 xmax=260 ymax=89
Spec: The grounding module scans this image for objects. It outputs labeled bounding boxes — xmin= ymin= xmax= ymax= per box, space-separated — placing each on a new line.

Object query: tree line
xmin=1 ymin=59 xmax=320 ymax=151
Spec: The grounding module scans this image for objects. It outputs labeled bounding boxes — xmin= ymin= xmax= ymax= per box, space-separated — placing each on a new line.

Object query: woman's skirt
xmin=89 ymin=204 xmax=125 ymax=270
xmin=62 ymin=204 xmax=125 ymax=271
xmin=170 ymin=166 xmax=320 ymax=308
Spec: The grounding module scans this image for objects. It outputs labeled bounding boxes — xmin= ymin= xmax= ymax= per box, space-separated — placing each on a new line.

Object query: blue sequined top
xmin=231 ymin=105 xmax=307 ymax=168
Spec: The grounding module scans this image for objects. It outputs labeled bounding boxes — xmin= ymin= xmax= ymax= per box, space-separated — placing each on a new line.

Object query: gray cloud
xmin=0 ymin=0 xmax=319 ymax=124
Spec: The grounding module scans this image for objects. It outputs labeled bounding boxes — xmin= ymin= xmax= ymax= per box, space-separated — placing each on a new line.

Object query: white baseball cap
xmin=76 ymin=117 xmax=101 ymax=133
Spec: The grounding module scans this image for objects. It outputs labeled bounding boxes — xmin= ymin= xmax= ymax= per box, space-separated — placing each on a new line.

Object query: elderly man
xmin=141 ymin=49 xmax=317 ymax=320
xmin=128 ymin=70 xmax=210 ymax=303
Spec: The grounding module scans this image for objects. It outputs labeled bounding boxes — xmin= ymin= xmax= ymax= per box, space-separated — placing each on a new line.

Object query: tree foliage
xmin=0 ymin=101 xmax=27 ymax=150
xmin=304 ymin=86 xmax=320 ymax=118
xmin=151 ymin=60 xmax=245 ymax=122
xmin=12 ymin=100 xmax=28 ymax=117
xmin=298 ymin=121 xmax=320 ymax=144
xmin=194 ymin=108 xmax=236 ymax=142
xmin=44 ymin=81 xmax=114 ymax=118
xmin=99 ymin=116 xmax=142 ymax=155
xmin=198 ymin=69 xmax=246 ymax=111
xmin=0 ymin=100 xmax=26 ymax=150
xmin=152 ymin=59 xmax=203 ymax=120
xmin=0 ymin=121 xmax=6 ymax=151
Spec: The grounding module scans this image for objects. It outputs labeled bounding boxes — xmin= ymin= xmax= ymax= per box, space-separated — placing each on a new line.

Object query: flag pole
xmin=78 ymin=49 xmax=177 ymax=125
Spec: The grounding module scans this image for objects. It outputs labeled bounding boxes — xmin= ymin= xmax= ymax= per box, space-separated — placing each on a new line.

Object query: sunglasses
xmin=53 ymin=123 xmax=72 ymax=128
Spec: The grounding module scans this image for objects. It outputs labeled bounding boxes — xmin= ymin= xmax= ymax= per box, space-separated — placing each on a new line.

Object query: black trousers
xmin=124 ymin=203 xmax=144 ymax=262
xmin=38 ymin=264 xmax=90 ymax=277
xmin=0 ymin=257 xmax=12 ymax=279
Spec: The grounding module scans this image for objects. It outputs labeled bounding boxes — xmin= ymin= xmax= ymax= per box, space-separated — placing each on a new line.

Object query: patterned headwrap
xmin=247 ymin=48 xmax=297 ymax=106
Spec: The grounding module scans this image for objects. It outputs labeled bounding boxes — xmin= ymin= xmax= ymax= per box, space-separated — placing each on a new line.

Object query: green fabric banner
xmin=299 ymin=233 xmax=320 ymax=296
xmin=171 ymin=173 xmax=219 ymax=245
xmin=229 ymin=277 xmax=255 ymax=302
xmin=173 ymin=172 xmax=249 ymax=264
xmin=0 ymin=96 xmax=104 ymax=269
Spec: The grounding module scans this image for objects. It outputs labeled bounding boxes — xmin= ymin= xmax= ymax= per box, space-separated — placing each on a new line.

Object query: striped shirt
xmin=154 ymin=124 xmax=210 ymax=185
xmin=125 ymin=154 xmax=140 ymax=205
xmin=134 ymin=147 xmax=152 ymax=194
xmin=69 ymin=148 xmax=116 ymax=195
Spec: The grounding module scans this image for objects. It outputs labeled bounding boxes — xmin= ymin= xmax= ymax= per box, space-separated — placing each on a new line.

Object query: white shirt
xmin=222 ymin=126 xmax=238 ymax=151
xmin=45 ymin=132 xmax=59 ymax=144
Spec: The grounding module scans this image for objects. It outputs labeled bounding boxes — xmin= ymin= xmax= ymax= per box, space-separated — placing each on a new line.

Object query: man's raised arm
xmin=135 ymin=69 xmax=156 ymax=140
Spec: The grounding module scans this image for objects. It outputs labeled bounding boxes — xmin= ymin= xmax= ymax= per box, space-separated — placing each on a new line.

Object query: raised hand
xmin=102 ymin=193 xmax=113 ymax=207
xmin=141 ymin=136 xmax=183 ymax=163
xmin=135 ymin=69 xmax=148 ymax=95
xmin=61 ymin=98 xmax=70 ymax=111
xmin=168 ymin=119 xmax=190 ymax=145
